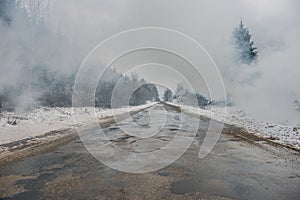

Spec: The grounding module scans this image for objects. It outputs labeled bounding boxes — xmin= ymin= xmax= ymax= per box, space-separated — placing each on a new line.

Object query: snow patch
xmin=167 ymin=102 xmax=300 ymax=150
xmin=0 ymin=102 xmax=156 ymax=145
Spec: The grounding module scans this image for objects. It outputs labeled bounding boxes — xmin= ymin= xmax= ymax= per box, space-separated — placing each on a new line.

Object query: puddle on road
xmin=170 ymin=178 xmax=233 ymax=198
xmin=4 ymin=191 xmax=42 ymax=200
xmin=157 ymin=170 xmax=170 ymax=176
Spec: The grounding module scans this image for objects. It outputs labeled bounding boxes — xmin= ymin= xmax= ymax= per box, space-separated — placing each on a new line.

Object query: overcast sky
xmin=49 ymin=0 xmax=300 ymax=81
xmin=50 ymin=0 xmax=299 ymax=52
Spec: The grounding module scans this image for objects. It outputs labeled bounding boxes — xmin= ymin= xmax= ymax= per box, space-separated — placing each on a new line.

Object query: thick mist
xmin=1 ymin=0 xmax=300 ymax=125
xmin=0 ymin=0 xmax=82 ymax=111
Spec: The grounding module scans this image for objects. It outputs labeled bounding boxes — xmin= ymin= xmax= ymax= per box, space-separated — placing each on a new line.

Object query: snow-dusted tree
xmin=173 ymin=83 xmax=209 ymax=107
xmin=163 ymin=89 xmax=173 ymax=102
xmin=18 ymin=0 xmax=50 ymax=24
xmin=233 ymin=20 xmax=258 ymax=64
xmin=196 ymin=93 xmax=210 ymax=108
xmin=129 ymin=83 xmax=159 ymax=106
xmin=0 ymin=0 xmax=15 ymax=24
xmin=173 ymin=83 xmax=185 ymax=103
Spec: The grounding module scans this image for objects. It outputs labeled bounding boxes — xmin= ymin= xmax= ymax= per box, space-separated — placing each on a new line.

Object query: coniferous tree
xmin=163 ymin=89 xmax=173 ymax=102
xmin=233 ymin=20 xmax=258 ymax=64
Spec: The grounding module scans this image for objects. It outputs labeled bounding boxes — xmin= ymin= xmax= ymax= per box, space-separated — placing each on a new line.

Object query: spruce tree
xmin=233 ymin=20 xmax=258 ymax=64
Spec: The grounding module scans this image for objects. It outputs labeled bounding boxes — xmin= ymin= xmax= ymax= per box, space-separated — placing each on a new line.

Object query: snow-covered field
xmin=168 ymin=102 xmax=300 ymax=150
xmin=0 ymin=102 xmax=156 ymax=145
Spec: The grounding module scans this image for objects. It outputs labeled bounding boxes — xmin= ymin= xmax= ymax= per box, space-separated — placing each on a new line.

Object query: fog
xmin=1 ymin=0 xmax=300 ymax=124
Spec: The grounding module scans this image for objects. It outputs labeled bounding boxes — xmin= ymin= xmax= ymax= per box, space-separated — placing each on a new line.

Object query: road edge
xmin=163 ymin=102 xmax=300 ymax=154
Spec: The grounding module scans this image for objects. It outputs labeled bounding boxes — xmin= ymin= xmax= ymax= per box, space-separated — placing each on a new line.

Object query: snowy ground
xmin=0 ymin=102 xmax=157 ymax=145
xmin=168 ymin=102 xmax=300 ymax=150
xmin=1 ymin=102 xmax=299 ymax=151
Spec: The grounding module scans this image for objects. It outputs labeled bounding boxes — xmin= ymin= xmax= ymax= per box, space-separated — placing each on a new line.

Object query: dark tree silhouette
xmin=163 ymin=89 xmax=173 ymax=102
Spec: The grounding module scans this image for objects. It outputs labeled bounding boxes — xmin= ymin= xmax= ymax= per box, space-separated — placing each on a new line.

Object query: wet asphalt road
xmin=0 ymin=104 xmax=299 ymax=200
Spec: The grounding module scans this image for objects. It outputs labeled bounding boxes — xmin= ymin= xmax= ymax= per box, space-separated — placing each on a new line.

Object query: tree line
xmin=0 ymin=0 xmax=159 ymax=111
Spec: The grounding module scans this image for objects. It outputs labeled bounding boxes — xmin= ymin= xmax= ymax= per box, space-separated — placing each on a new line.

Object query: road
xmin=0 ymin=104 xmax=299 ymax=199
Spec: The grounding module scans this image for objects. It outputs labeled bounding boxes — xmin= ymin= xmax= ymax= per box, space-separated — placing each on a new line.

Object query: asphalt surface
xmin=0 ymin=104 xmax=299 ymax=199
